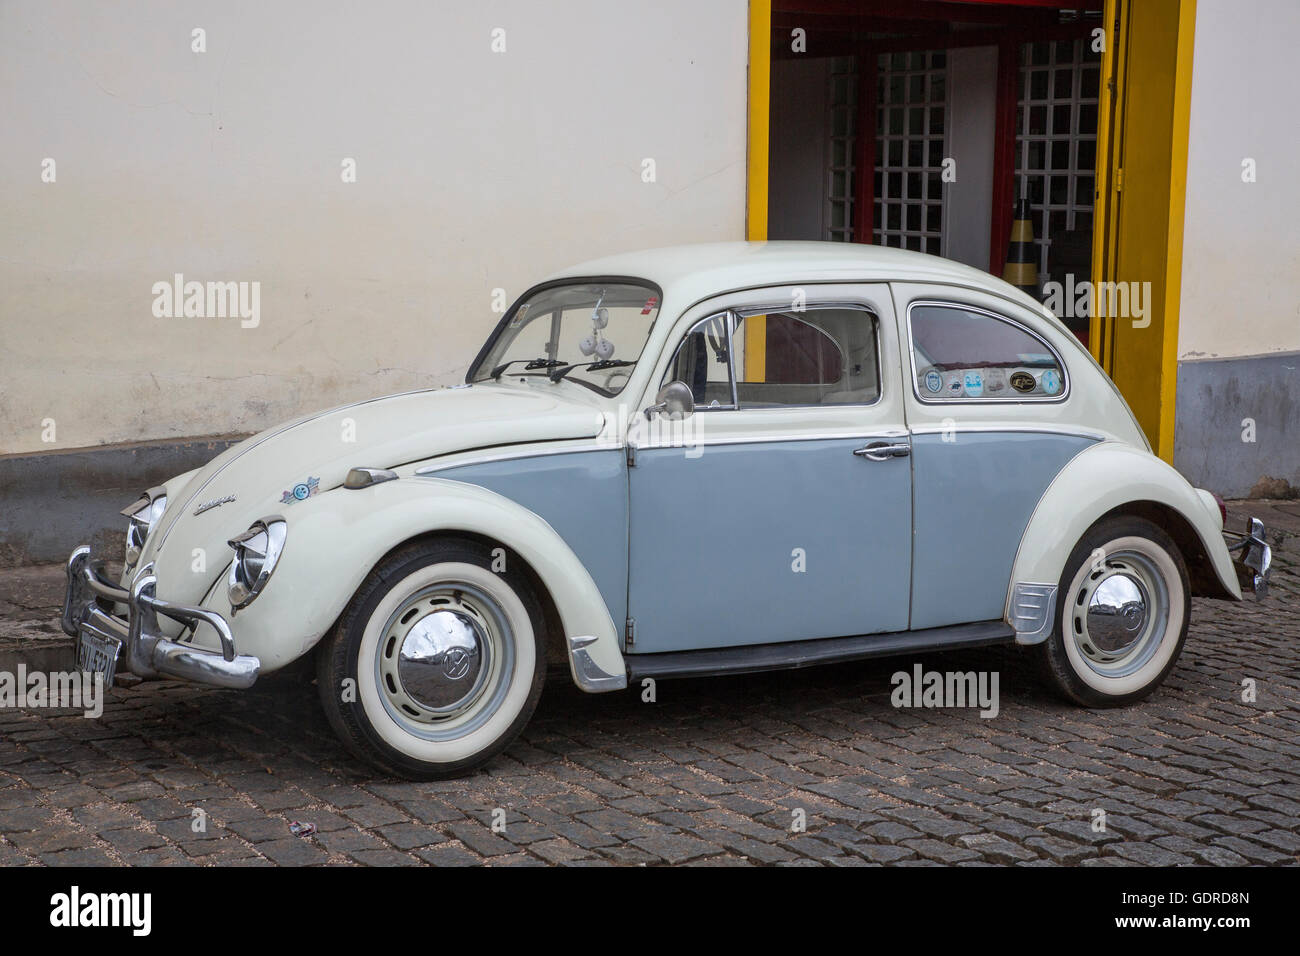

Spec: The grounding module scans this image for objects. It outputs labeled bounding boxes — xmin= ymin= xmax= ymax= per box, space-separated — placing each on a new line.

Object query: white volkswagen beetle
xmin=62 ymin=242 xmax=1271 ymax=778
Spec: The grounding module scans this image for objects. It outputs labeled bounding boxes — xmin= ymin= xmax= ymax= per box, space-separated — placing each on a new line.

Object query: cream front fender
xmin=1005 ymin=441 xmax=1241 ymax=643
xmin=200 ymin=477 xmax=627 ymax=691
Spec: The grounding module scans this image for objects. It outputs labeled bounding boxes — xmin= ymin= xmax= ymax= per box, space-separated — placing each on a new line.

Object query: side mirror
xmin=645 ymin=380 xmax=695 ymax=420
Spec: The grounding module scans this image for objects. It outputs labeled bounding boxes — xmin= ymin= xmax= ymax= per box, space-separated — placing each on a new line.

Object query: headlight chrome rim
xmin=227 ymin=516 xmax=287 ymax=613
xmin=121 ymin=486 xmax=168 ymax=570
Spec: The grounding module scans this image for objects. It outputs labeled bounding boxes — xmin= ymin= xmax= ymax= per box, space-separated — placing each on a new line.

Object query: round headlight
xmin=227 ymin=516 xmax=287 ymax=612
xmin=121 ymin=488 xmax=167 ymax=568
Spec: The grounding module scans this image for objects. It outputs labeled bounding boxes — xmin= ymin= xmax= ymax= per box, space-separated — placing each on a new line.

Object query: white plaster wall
xmin=0 ymin=0 xmax=748 ymax=454
xmin=1178 ymin=0 xmax=1300 ymax=361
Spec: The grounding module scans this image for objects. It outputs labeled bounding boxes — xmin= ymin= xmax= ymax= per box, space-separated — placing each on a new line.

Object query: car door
xmin=624 ymin=283 xmax=911 ymax=654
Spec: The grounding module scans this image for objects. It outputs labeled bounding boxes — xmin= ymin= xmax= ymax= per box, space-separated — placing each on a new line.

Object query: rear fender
xmin=1006 ymin=441 xmax=1240 ymax=643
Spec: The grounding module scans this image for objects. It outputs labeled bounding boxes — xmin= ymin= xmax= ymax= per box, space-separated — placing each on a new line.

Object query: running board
xmin=624 ymin=621 xmax=1015 ymax=682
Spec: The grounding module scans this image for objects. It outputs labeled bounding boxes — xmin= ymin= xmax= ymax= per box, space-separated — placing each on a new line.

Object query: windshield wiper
xmin=548 ymin=359 xmax=635 ymax=382
xmin=490 ymin=357 xmax=565 ymax=380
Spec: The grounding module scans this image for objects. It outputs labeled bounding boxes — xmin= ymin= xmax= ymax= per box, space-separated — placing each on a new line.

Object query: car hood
xmin=138 ymin=383 xmax=606 ymax=605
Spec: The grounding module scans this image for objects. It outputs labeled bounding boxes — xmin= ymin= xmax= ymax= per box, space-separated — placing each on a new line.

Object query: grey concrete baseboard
xmin=0 ymin=436 xmax=244 ymax=568
xmin=1174 ymin=350 xmax=1300 ymax=499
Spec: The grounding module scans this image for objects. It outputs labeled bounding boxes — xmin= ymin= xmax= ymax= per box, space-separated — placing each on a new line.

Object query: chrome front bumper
xmin=61 ymin=546 xmax=260 ymax=689
xmin=1224 ymin=516 xmax=1272 ymax=599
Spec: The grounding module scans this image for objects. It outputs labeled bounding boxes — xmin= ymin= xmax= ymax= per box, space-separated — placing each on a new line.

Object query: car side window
xmin=909 ymin=303 xmax=1066 ymax=401
xmin=662 ymin=306 xmax=880 ymax=409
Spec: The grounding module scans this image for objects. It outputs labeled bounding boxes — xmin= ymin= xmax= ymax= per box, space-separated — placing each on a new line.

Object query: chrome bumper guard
xmin=61 ymin=546 xmax=260 ymax=689
xmin=1223 ymin=517 xmax=1272 ymax=600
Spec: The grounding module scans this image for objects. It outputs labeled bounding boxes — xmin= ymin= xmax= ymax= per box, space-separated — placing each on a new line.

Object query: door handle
xmin=853 ymin=441 xmax=911 ymax=461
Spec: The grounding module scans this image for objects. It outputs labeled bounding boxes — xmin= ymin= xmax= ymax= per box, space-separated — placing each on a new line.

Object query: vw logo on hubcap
xmin=442 ymin=647 xmax=472 ymax=681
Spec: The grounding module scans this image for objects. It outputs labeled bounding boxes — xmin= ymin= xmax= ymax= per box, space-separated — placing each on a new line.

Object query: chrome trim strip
xmin=904 ymin=298 xmax=1071 ymax=406
xmin=415 ymin=442 xmax=616 ymax=475
xmin=908 ymin=423 xmax=1109 ymax=441
xmin=568 ymin=635 xmax=628 ymax=693
xmin=636 ymin=429 xmax=908 ymax=451
xmin=670 ymin=278 xmax=1063 ymax=341
xmin=1009 ymin=582 xmax=1058 ymax=645
xmin=726 ymin=310 xmax=740 ymax=409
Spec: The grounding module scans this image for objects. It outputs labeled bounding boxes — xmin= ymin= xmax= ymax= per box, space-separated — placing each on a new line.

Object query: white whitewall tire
xmin=1040 ymin=516 xmax=1191 ymax=707
xmin=317 ymin=538 xmax=546 ymax=779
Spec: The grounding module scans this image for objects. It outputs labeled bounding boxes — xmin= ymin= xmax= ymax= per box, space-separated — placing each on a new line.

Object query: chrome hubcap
xmin=1071 ymin=550 xmax=1169 ymax=678
xmin=397 ymin=609 xmax=489 ymax=713
xmin=1086 ymin=573 xmax=1148 ymax=654
xmin=375 ymin=583 xmax=515 ymax=737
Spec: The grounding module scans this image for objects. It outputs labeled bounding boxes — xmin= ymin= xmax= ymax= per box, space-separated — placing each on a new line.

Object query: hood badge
xmin=280 ymin=476 xmax=320 ymax=505
xmin=193 ymin=494 xmax=236 ymax=516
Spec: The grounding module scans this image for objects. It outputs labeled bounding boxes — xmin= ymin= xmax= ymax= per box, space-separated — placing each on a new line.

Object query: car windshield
xmin=469 ymin=280 xmax=662 ymax=396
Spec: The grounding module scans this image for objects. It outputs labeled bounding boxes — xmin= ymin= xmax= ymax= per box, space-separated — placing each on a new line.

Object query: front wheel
xmin=1039 ymin=516 xmax=1191 ymax=707
xmin=316 ymin=538 xmax=546 ymax=779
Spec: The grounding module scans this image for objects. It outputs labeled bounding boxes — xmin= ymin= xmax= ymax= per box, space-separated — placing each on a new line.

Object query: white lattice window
xmin=825 ymin=57 xmax=858 ymax=243
xmin=873 ymin=50 xmax=947 ymax=255
xmin=1014 ymin=39 xmax=1101 ymax=277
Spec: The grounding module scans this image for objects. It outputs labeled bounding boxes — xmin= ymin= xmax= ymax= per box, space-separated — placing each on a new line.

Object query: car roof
xmin=545 ymin=240 xmax=1045 ymax=314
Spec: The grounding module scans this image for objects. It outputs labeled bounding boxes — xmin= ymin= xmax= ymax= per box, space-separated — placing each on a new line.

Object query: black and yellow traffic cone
xmin=1002 ymin=197 xmax=1039 ymax=297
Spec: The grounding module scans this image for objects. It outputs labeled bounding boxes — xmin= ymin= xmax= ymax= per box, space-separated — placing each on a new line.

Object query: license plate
xmin=77 ymin=629 xmax=122 ymax=685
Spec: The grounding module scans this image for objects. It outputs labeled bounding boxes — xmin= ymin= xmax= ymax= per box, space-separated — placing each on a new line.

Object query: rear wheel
xmin=316 ymin=538 xmax=546 ymax=779
xmin=1039 ymin=516 xmax=1190 ymax=707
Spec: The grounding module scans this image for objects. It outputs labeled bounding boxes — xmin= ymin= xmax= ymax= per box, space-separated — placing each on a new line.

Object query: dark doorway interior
xmin=767 ymin=0 xmax=1102 ymax=340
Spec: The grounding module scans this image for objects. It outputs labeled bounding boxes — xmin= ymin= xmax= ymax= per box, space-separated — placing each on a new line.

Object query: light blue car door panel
xmin=628 ymin=438 xmax=912 ymax=653
xmin=433 ymin=450 xmax=629 ymax=630
xmin=909 ymin=431 xmax=1097 ymax=630
xmin=625 ymin=283 xmax=912 ymax=655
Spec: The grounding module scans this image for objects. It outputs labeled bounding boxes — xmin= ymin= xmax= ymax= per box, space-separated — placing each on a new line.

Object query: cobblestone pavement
xmin=1 ymin=501 xmax=1297 ymax=866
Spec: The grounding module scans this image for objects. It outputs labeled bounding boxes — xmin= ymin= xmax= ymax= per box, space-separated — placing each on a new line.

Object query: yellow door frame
xmin=1091 ymin=0 xmax=1197 ymax=462
xmin=747 ymin=0 xmax=771 ymax=244
xmin=745 ymin=0 xmax=772 ymax=381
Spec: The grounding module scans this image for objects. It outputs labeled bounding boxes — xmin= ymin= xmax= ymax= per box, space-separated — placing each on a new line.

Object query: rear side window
xmin=909 ymin=303 xmax=1066 ymax=401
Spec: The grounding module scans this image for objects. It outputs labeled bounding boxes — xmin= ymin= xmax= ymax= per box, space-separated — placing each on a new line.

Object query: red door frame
xmin=989 ymin=37 xmax=1022 ymax=274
